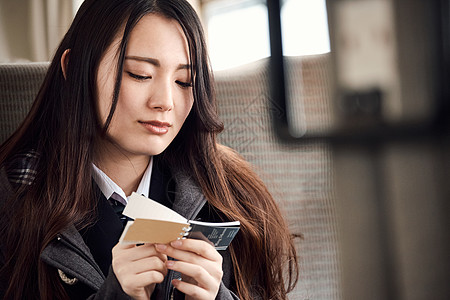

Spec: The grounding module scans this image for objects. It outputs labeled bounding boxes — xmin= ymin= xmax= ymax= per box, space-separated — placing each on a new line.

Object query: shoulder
xmin=1 ymin=149 xmax=40 ymax=188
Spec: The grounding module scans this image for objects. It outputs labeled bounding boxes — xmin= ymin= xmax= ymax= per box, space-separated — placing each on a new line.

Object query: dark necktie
xmin=108 ymin=193 xmax=129 ymax=226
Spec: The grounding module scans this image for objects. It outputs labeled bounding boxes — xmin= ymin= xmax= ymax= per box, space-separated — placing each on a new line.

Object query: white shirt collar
xmin=92 ymin=157 xmax=153 ymax=205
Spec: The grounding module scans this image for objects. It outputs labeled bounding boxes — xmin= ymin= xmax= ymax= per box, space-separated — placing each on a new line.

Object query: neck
xmin=94 ymin=139 xmax=151 ymax=196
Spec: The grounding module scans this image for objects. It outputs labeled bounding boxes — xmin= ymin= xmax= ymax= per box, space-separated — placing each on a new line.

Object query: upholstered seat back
xmin=0 ymin=62 xmax=49 ymax=143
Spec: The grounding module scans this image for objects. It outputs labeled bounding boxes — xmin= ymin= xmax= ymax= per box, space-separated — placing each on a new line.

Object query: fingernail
xmin=166 ymin=260 xmax=175 ymax=267
xmin=155 ymin=244 xmax=167 ymax=250
xmin=171 ymin=240 xmax=182 ymax=247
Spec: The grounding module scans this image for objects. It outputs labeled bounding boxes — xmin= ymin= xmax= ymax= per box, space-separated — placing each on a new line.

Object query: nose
xmin=148 ymin=78 xmax=174 ymax=111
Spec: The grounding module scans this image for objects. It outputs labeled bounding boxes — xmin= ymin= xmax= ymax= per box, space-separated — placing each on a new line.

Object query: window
xmin=281 ymin=0 xmax=330 ymax=56
xmin=204 ymin=0 xmax=330 ymax=70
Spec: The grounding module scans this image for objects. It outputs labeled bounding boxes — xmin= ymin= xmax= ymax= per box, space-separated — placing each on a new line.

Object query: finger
xmin=122 ymin=270 xmax=166 ymax=290
xmin=114 ymin=242 xmax=156 ymax=255
xmin=114 ymin=243 xmax=167 ymax=262
xmin=155 ymin=243 xmax=221 ymax=278
xmin=156 ymin=244 xmax=208 ymax=269
xmin=166 ymin=260 xmax=222 ymax=288
xmin=114 ymin=242 xmax=137 ymax=250
xmin=174 ymin=239 xmax=221 ymax=260
xmin=181 ymin=239 xmax=222 ymax=263
xmin=113 ymin=257 xmax=168 ymax=291
xmin=129 ymin=256 xmax=168 ymax=276
xmin=113 ymin=251 xmax=168 ymax=281
xmin=172 ymin=278 xmax=211 ymax=299
xmin=156 ymin=240 xmax=222 ymax=263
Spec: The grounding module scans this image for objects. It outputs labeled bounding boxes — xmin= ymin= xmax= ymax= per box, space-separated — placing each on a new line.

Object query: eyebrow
xmin=125 ymin=55 xmax=191 ymax=70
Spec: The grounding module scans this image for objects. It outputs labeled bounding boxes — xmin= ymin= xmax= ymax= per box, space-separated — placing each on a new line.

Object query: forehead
xmin=126 ymin=13 xmax=190 ymax=65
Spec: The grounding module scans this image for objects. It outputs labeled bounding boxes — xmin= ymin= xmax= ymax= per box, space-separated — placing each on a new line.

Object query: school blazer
xmin=0 ymin=157 xmax=239 ymax=300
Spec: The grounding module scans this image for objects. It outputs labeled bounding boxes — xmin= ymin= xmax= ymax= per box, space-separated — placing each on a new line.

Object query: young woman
xmin=0 ymin=0 xmax=298 ymax=299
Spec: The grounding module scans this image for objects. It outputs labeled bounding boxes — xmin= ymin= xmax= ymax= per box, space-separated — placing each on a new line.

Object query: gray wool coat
xmin=0 ymin=159 xmax=240 ymax=300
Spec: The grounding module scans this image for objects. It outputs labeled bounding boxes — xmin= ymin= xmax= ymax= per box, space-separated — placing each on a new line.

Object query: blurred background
xmin=1 ymin=0 xmax=449 ymax=300
xmin=0 ymin=0 xmax=330 ymax=67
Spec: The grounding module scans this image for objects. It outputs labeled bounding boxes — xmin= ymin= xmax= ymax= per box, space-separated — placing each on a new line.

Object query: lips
xmin=139 ymin=120 xmax=172 ymax=135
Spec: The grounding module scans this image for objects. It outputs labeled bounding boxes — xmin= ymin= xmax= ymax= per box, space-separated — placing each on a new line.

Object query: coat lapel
xmin=40 ymin=224 xmax=105 ymax=291
xmin=171 ymin=170 xmax=207 ymax=221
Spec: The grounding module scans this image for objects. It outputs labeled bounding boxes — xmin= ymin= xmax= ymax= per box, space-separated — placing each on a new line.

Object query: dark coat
xmin=0 ymin=155 xmax=239 ymax=300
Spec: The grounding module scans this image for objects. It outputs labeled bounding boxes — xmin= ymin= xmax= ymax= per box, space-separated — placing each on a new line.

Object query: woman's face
xmin=96 ymin=14 xmax=194 ymax=161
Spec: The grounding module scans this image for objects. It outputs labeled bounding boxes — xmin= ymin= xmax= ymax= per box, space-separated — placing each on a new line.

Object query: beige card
xmin=120 ymin=218 xmax=190 ymax=244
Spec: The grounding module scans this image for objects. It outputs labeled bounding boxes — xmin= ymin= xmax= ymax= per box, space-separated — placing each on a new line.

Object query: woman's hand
xmin=112 ymin=243 xmax=168 ymax=300
xmin=155 ymin=239 xmax=223 ymax=300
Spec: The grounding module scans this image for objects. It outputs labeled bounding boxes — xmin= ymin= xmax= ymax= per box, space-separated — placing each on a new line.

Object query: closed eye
xmin=176 ymin=80 xmax=192 ymax=88
xmin=127 ymin=72 xmax=151 ymax=81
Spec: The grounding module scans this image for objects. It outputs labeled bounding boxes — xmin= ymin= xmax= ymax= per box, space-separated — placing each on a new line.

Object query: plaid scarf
xmin=5 ymin=149 xmax=40 ymax=187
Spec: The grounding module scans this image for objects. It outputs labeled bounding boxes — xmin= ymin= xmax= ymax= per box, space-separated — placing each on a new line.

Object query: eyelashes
xmin=127 ymin=72 xmax=151 ymax=81
xmin=175 ymin=80 xmax=192 ymax=88
xmin=127 ymin=72 xmax=192 ymax=88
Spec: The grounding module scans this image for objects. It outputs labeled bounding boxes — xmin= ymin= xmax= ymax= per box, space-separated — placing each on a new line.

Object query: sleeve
xmin=86 ymin=267 xmax=134 ymax=300
xmin=214 ymin=248 xmax=240 ymax=300
xmin=216 ymin=282 xmax=240 ymax=300
xmin=172 ymin=282 xmax=240 ymax=300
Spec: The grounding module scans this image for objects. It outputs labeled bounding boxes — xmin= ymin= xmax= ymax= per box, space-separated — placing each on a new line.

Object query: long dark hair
xmin=0 ymin=0 xmax=298 ymax=299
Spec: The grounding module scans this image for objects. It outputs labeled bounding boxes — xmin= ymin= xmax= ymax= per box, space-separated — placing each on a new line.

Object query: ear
xmin=61 ymin=49 xmax=70 ymax=79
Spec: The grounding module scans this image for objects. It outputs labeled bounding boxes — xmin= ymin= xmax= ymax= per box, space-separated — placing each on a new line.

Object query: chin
xmin=125 ymin=136 xmax=175 ymax=157
xmin=141 ymin=144 xmax=171 ymax=156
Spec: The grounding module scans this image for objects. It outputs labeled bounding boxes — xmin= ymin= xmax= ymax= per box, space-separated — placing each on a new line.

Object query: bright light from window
xmin=281 ymin=0 xmax=330 ymax=56
xmin=207 ymin=0 xmax=330 ymax=71
xmin=208 ymin=4 xmax=270 ymax=71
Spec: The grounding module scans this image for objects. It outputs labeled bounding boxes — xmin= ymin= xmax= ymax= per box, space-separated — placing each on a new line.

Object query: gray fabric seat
xmin=0 ymin=56 xmax=341 ymax=299
xmin=0 ymin=62 xmax=49 ymax=143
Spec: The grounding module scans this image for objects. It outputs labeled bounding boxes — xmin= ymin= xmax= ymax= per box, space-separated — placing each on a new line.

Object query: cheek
xmin=102 ymin=83 xmax=141 ymax=130
xmin=114 ymin=85 xmax=144 ymax=119
xmin=171 ymin=99 xmax=193 ymax=137
xmin=180 ymin=98 xmax=194 ymax=124
xmin=184 ymin=92 xmax=195 ymax=115
xmin=185 ymin=98 xmax=194 ymax=116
